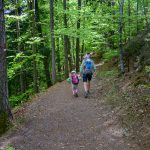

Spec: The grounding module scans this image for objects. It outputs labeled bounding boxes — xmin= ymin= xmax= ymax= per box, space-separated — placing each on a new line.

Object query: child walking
xmin=67 ymin=70 xmax=80 ymax=97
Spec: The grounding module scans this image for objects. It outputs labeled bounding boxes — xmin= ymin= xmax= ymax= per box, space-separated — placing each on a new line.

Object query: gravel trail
xmin=0 ymin=77 xmax=131 ymax=150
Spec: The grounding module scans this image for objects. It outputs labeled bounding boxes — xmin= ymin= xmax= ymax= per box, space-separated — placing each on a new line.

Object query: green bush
xmin=98 ymin=69 xmax=118 ymax=78
xmin=9 ymin=88 xmax=34 ymax=107
xmin=6 ymin=146 xmax=14 ymax=150
xmin=103 ymin=50 xmax=119 ymax=61
xmin=145 ymin=66 xmax=150 ymax=88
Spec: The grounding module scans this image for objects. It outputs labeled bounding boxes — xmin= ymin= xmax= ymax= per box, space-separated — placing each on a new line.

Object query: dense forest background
xmin=1 ymin=0 xmax=150 ymax=109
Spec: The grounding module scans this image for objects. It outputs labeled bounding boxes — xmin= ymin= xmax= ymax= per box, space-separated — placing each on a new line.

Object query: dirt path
xmin=0 ymin=77 xmax=132 ymax=150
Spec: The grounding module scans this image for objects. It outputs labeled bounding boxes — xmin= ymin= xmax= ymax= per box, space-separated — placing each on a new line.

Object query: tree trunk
xmin=76 ymin=0 xmax=81 ymax=72
xmin=27 ymin=0 xmax=39 ymax=93
xmin=67 ymin=37 xmax=72 ymax=72
xmin=136 ymin=0 xmax=139 ymax=33
xmin=15 ymin=0 xmax=25 ymax=93
xmin=118 ymin=0 xmax=125 ymax=73
xmin=142 ymin=0 xmax=148 ymax=26
xmin=63 ymin=0 xmax=69 ymax=78
xmin=50 ymin=0 xmax=56 ymax=83
xmin=72 ymin=37 xmax=75 ymax=66
xmin=35 ymin=0 xmax=52 ymax=87
xmin=32 ymin=0 xmax=39 ymax=93
xmin=66 ymin=0 xmax=72 ymax=72
xmin=56 ymin=38 xmax=61 ymax=81
xmin=81 ymin=41 xmax=84 ymax=61
xmin=128 ymin=0 xmax=131 ymax=41
xmin=43 ymin=57 xmax=52 ymax=87
xmin=0 ymin=0 xmax=13 ymax=133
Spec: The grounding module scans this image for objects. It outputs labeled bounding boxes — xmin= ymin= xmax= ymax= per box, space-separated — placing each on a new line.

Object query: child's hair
xmin=71 ymin=70 xmax=76 ymax=74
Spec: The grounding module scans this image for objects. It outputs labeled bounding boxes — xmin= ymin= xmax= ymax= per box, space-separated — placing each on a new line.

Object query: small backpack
xmin=71 ymin=74 xmax=79 ymax=84
xmin=84 ymin=59 xmax=93 ymax=71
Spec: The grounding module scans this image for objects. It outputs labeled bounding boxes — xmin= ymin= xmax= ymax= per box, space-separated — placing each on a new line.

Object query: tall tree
xmin=35 ymin=0 xmax=52 ymax=87
xmin=136 ymin=0 xmax=139 ymax=33
xmin=142 ymin=0 xmax=148 ymax=26
xmin=63 ymin=0 xmax=69 ymax=78
xmin=0 ymin=0 xmax=13 ymax=133
xmin=128 ymin=0 xmax=131 ymax=41
xmin=76 ymin=0 xmax=81 ymax=72
xmin=32 ymin=0 xmax=39 ymax=93
xmin=15 ymin=0 xmax=25 ymax=93
xmin=67 ymin=0 xmax=72 ymax=72
xmin=118 ymin=0 xmax=125 ymax=73
xmin=56 ymin=37 xmax=61 ymax=81
xmin=50 ymin=0 xmax=56 ymax=83
xmin=27 ymin=0 xmax=39 ymax=93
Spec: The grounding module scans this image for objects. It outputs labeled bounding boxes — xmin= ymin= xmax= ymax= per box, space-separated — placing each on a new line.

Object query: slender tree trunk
xmin=67 ymin=37 xmax=72 ymax=71
xmin=15 ymin=0 xmax=25 ymax=93
xmin=136 ymin=0 xmax=139 ymax=33
xmin=66 ymin=0 xmax=72 ymax=72
xmin=56 ymin=38 xmax=61 ymax=81
xmin=118 ymin=0 xmax=125 ymax=73
xmin=81 ymin=41 xmax=84 ymax=61
xmin=142 ymin=0 xmax=148 ymax=26
xmin=127 ymin=0 xmax=131 ymax=72
xmin=76 ymin=0 xmax=81 ymax=72
xmin=0 ymin=0 xmax=13 ymax=130
xmin=35 ymin=0 xmax=52 ymax=87
xmin=72 ymin=37 xmax=75 ymax=66
xmin=128 ymin=0 xmax=131 ymax=41
xmin=50 ymin=0 xmax=56 ymax=83
xmin=63 ymin=0 xmax=69 ymax=78
xmin=43 ymin=57 xmax=52 ymax=87
xmin=27 ymin=0 xmax=39 ymax=93
xmin=55 ymin=0 xmax=61 ymax=81
xmin=32 ymin=0 xmax=39 ymax=93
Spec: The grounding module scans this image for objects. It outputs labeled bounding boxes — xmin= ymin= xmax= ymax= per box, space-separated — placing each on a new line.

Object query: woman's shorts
xmin=82 ymin=72 xmax=92 ymax=82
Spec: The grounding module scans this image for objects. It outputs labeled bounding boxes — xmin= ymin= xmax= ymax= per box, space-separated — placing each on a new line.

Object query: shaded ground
xmin=96 ymin=65 xmax=150 ymax=150
xmin=0 ymin=66 xmax=148 ymax=150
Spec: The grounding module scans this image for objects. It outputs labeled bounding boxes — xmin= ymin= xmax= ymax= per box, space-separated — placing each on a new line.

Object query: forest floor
xmin=0 ymin=63 xmax=150 ymax=150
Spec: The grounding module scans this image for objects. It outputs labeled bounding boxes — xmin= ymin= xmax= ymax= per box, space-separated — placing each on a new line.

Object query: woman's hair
xmin=85 ymin=53 xmax=90 ymax=58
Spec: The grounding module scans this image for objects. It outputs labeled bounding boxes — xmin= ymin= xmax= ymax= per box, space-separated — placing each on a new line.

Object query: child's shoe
xmin=76 ymin=93 xmax=78 ymax=97
xmin=74 ymin=93 xmax=78 ymax=97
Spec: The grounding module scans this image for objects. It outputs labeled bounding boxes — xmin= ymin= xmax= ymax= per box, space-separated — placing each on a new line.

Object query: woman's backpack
xmin=84 ymin=58 xmax=93 ymax=72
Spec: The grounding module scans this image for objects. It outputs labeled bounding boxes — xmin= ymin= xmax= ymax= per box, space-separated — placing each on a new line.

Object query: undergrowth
xmin=97 ymin=64 xmax=150 ymax=149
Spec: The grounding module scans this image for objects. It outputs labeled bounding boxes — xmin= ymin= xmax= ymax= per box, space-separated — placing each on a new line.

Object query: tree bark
xmin=76 ymin=0 xmax=81 ymax=72
xmin=142 ymin=0 xmax=148 ymax=26
xmin=50 ymin=0 xmax=56 ymax=83
xmin=15 ymin=0 xmax=26 ymax=93
xmin=0 ymin=0 xmax=13 ymax=123
xmin=118 ymin=0 xmax=125 ymax=73
xmin=56 ymin=38 xmax=61 ymax=81
xmin=27 ymin=0 xmax=39 ymax=93
xmin=67 ymin=37 xmax=72 ymax=72
xmin=128 ymin=0 xmax=131 ymax=41
xmin=63 ymin=0 xmax=69 ymax=78
xmin=43 ymin=57 xmax=52 ymax=87
xmin=32 ymin=0 xmax=39 ymax=93
xmin=35 ymin=0 xmax=52 ymax=87
xmin=81 ymin=41 xmax=84 ymax=61
xmin=136 ymin=0 xmax=139 ymax=33
xmin=72 ymin=37 xmax=75 ymax=66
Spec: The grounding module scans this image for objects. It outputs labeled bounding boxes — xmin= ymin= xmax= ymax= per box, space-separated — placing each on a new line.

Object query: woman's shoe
xmin=84 ymin=92 xmax=88 ymax=98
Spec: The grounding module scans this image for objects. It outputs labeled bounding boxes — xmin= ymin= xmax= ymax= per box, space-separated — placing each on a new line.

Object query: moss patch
xmin=0 ymin=112 xmax=9 ymax=136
